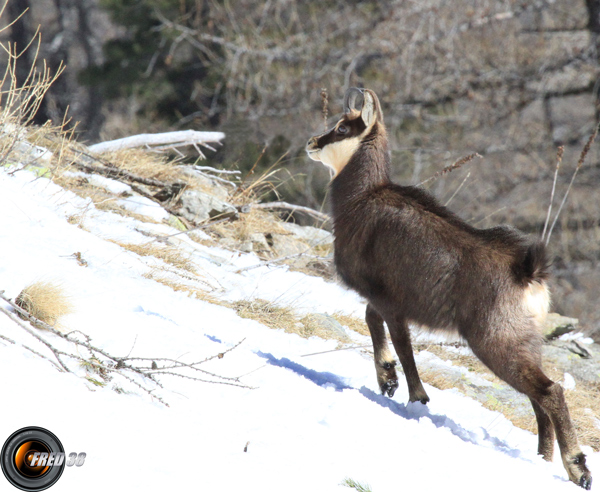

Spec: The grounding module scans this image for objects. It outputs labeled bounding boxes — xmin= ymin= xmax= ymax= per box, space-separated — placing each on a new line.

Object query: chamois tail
xmin=522 ymin=241 xmax=550 ymax=283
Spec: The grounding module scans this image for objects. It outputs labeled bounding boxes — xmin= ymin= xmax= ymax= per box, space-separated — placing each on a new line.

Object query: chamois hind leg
xmin=385 ymin=314 xmax=429 ymax=404
xmin=365 ymin=304 xmax=399 ymax=397
xmin=530 ymin=397 xmax=555 ymax=460
xmin=467 ymin=332 xmax=591 ymax=490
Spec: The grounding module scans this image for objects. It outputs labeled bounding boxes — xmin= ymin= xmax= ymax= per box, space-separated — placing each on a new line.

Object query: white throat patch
xmin=310 ymin=136 xmax=361 ymax=178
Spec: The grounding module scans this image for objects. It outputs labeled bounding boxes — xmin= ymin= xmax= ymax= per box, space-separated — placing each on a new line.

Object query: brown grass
xmin=99 ymin=148 xmax=188 ymax=185
xmin=230 ymin=299 xmax=347 ymax=343
xmin=112 ymin=241 xmax=196 ymax=273
xmin=208 ymin=207 xmax=287 ymax=245
xmin=565 ymin=383 xmax=600 ymax=451
xmin=331 ymin=312 xmax=370 ymax=336
xmin=231 ymin=298 xmax=297 ymax=330
xmin=54 ymin=173 xmax=166 ymax=225
xmin=96 ymin=201 xmax=163 ymax=224
xmin=420 ymin=343 xmax=489 ymax=374
xmin=142 ymin=271 xmax=218 ymax=304
xmin=15 ymin=281 xmax=73 ymax=329
xmin=416 ymin=344 xmax=600 ymax=450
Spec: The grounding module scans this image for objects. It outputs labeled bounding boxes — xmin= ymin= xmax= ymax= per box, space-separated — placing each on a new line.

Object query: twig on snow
xmin=0 ymin=290 xmax=251 ymax=406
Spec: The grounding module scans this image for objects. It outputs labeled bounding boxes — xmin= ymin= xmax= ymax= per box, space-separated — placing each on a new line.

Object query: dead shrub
xmin=15 ymin=281 xmax=73 ymax=329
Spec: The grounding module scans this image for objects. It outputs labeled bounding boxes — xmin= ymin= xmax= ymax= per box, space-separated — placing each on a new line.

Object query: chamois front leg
xmin=386 ymin=315 xmax=430 ymax=404
xmin=365 ymin=304 xmax=398 ymax=397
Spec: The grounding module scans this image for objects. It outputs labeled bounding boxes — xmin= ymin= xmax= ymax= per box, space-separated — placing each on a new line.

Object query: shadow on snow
xmin=257 ymin=351 xmax=524 ymax=460
xmin=256 ymin=351 xmax=352 ymax=391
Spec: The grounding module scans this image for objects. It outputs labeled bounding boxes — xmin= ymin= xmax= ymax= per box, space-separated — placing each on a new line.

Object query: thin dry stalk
xmin=251 ymin=201 xmax=330 ymax=222
xmin=419 ymin=153 xmax=482 ymax=186
xmin=546 ymin=126 xmax=600 ymax=245
xmin=445 ymin=171 xmax=471 ymax=206
xmin=541 ymin=146 xmax=563 ymax=242
xmin=0 ymin=32 xmax=64 ymax=170
xmin=320 ymin=88 xmax=329 ymax=131
xmin=471 ymin=206 xmax=507 ymax=226
xmin=242 ymin=144 xmax=267 ymax=183
xmin=233 ymin=159 xmax=284 ymax=205
xmin=0 ymin=34 xmax=63 ymax=127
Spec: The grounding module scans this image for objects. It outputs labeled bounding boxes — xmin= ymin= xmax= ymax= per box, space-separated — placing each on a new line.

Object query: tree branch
xmin=88 ymin=130 xmax=225 ymax=156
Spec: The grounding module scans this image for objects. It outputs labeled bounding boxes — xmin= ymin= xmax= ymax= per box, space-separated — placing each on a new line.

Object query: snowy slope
xmin=0 ymin=169 xmax=597 ymax=492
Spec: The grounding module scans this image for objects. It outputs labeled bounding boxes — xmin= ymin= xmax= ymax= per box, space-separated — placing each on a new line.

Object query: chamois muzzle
xmin=305 ymin=135 xmax=318 ymax=154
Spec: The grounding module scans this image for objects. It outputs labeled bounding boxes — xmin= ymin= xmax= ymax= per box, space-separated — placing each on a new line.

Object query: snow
xmin=563 ymin=373 xmax=577 ymax=391
xmin=560 ymin=332 xmax=596 ymax=345
xmin=0 ymin=169 xmax=597 ymax=491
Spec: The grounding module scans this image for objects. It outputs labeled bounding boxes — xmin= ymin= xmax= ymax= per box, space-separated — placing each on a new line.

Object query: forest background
xmin=3 ymin=0 xmax=600 ymax=338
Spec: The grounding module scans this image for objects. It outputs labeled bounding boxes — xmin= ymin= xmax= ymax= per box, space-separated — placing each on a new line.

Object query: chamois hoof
xmin=580 ymin=474 xmax=592 ymax=490
xmin=408 ymin=392 xmax=430 ymax=405
xmin=381 ymin=379 xmax=399 ymax=398
xmin=569 ymin=453 xmax=592 ymax=490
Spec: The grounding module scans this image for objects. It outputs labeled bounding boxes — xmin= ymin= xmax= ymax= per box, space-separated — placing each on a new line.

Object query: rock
xmin=542 ymin=339 xmax=599 ymax=385
xmin=280 ymin=222 xmax=333 ymax=247
xmin=249 ymin=233 xmax=269 ymax=250
xmin=542 ymin=313 xmax=578 ymax=340
xmin=239 ymin=241 xmax=253 ymax=253
xmin=415 ymin=350 xmax=534 ymax=419
xmin=178 ymin=190 xmax=237 ymax=224
xmin=179 ymin=169 xmax=231 ymax=201
xmin=218 ymin=237 xmax=237 ymax=250
xmin=269 ymin=233 xmax=307 ymax=258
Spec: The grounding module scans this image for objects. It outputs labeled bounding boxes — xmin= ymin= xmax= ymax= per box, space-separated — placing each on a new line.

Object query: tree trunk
xmin=74 ymin=0 xmax=105 ymax=141
xmin=585 ymin=0 xmax=600 ymax=121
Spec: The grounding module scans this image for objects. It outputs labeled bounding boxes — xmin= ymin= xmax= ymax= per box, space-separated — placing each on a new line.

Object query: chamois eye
xmin=337 ymin=125 xmax=348 ymax=135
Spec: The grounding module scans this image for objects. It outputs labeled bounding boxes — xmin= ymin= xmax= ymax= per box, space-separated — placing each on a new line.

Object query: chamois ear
xmin=360 ymin=89 xmax=382 ymax=128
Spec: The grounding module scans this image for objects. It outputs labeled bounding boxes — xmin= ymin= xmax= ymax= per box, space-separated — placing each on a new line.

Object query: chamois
xmin=306 ymin=87 xmax=592 ymax=489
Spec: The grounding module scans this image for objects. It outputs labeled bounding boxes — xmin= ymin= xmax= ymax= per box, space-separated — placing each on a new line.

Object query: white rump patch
xmin=523 ymin=281 xmax=550 ymax=324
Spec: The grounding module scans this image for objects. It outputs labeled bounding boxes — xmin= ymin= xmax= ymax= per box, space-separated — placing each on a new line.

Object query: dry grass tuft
xmin=565 ymin=383 xmax=600 ymax=451
xmin=331 ymin=312 xmax=370 ymax=336
xmin=298 ymin=314 xmax=348 ymax=343
xmin=232 ymin=167 xmax=282 ymax=207
xmin=421 ymin=343 xmax=489 ymax=374
xmin=416 ymin=344 xmax=600 ymax=450
xmin=96 ymin=201 xmax=162 ymax=224
xmin=231 ymin=299 xmax=298 ymax=332
xmin=15 ymin=281 xmax=73 ymax=329
xmin=231 ymin=299 xmax=347 ymax=343
xmin=53 ymin=174 xmax=165 ymax=225
xmin=114 ymin=241 xmax=196 ymax=273
xmin=142 ymin=271 xmax=218 ymax=304
xmin=209 ymin=207 xmax=287 ymax=246
xmin=99 ymin=148 xmax=188 ymax=185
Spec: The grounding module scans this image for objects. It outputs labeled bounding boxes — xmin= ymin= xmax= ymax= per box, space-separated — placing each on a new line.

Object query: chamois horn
xmin=343 ymin=87 xmax=364 ymax=114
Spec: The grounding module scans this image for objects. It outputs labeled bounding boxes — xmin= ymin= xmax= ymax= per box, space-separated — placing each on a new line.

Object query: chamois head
xmin=306 ymin=88 xmax=385 ymax=178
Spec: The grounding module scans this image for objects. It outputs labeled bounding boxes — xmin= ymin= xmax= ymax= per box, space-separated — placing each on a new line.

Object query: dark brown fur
xmin=307 ymin=88 xmax=592 ymax=489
